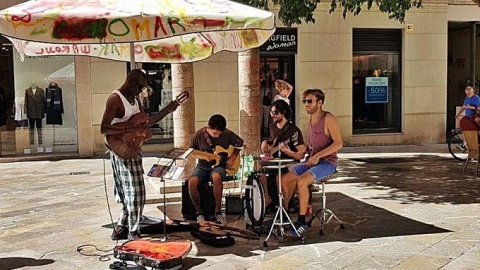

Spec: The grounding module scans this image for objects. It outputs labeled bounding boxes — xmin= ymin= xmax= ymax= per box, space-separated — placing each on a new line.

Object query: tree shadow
xmin=0 ymin=257 xmax=55 ymax=270
xmin=151 ymin=193 xmax=450 ymax=256
xmin=340 ymin=155 xmax=480 ymax=204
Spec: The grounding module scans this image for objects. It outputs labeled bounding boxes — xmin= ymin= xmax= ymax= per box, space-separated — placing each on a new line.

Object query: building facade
xmin=0 ymin=0 xmax=480 ymax=158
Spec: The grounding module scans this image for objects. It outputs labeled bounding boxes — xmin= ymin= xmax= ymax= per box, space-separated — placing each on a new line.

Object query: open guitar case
xmin=113 ymin=240 xmax=192 ymax=270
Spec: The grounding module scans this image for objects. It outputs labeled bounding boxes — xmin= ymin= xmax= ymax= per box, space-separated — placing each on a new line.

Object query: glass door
xmin=259 ymin=55 xmax=295 ymax=140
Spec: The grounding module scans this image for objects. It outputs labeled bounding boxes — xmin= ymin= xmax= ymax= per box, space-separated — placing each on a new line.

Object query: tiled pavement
xmin=0 ymin=144 xmax=479 ymax=270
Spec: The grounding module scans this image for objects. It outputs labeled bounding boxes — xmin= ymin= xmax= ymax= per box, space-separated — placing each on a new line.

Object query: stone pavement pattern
xmin=0 ymin=144 xmax=479 ymax=270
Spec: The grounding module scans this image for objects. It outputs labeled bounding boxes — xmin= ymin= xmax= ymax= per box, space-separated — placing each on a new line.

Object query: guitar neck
xmin=191 ymin=150 xmax=218 ymax=160
xmin=271 ymin=139 xmax=290 ymax=154
xmin=148 ymin=101 xmax=178 ymax=127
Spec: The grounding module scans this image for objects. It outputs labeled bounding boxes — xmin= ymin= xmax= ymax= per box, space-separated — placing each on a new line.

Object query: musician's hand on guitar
xmin=260 ymin=140 xmax=272 ymax=154
xmin=279 ymin=143 xmax=290 ymax=153
xmin=226 ymin=156 xmax=237 ymax=168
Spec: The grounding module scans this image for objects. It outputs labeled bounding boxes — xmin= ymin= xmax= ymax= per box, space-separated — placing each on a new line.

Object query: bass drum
xmin=244 ymin=172 xmax=266 ymax=225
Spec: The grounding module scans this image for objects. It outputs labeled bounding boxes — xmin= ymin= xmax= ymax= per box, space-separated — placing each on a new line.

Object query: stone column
xmin=171 ymin=63 xmax=195 ymax=148
xmin=238 ymin=48 xmax=261 ymax=153
xmin=171 ymin=63 xmax=196 ymax=176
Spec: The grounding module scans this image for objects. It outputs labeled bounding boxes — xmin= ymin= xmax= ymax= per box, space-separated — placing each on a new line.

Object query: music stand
xmin=262 ymin=158 xmax=305 ymax=247
xmin=158 ymin=147 xmax=193 ymax=241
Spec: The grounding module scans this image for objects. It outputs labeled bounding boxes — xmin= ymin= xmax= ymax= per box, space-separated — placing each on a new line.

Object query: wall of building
xmin=4 ymin=0 xmax=478 ymax=155
xmin=75 ymin=57 xmax=126 ymax=156
xmin=86 ymin=1 xmax=451 ymax=153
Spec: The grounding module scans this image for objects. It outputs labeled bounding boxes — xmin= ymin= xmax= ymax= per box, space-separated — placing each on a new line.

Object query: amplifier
xmin=225 ymin=194 xmax=243 ymax=215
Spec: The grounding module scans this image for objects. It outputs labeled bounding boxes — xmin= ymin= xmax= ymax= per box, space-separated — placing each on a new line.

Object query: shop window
xmin=352 ymin=29 xmax=402 ymax=134
xmin=140 ymin=63 xmax=173 ymax=144
xmin=0 ymin=40 xmax=78 ymax=157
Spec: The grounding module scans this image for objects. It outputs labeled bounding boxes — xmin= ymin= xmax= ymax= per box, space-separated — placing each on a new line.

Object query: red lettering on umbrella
xmin=53 ymin=18 xmax=108 ymax=40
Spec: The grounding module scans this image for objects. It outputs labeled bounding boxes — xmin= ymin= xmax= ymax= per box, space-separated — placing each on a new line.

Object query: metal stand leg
xmin=263 ymin=160 xmax=305 ymax=248
xmin=307 ymin=181 xmax=345 ymax=236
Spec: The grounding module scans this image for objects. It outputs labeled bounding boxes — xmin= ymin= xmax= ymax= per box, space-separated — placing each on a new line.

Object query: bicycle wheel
xmin=448 ymin=132 xmax=467 ymax=161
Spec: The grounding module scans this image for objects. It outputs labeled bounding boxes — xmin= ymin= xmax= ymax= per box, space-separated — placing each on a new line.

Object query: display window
xmin=141 ymin=63 xmax=174 ymax=144
xmin=352 ymin=29 xmax=402 ymax=134
xmin=0 ymin=36 xmax=78 ymax=156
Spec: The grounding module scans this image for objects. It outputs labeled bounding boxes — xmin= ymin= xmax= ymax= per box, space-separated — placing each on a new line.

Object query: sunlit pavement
xmin=0 ymin=144 xmax=479 ymax=270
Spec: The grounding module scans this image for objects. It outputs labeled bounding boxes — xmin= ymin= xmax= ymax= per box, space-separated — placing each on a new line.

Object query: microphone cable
xmin=76 ymin=150 xmax=118 ymax=262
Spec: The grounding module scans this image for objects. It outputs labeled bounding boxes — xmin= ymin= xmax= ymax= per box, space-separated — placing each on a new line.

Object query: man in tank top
xmin=282 ymin=88 xmax=343 ymax=236
xmin=100 ymin=69 xmax=153 ymax=241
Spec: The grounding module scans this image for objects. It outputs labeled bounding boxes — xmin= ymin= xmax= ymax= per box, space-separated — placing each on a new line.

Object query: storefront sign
xmin=365 ymin=77 xmax=388 ymax=103
xmin=260 ymin=28 xmax=297 ymax=53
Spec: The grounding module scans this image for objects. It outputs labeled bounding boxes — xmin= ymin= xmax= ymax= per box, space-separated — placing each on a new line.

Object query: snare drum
xmin=244 ymin=172 xmax=266 ymax=225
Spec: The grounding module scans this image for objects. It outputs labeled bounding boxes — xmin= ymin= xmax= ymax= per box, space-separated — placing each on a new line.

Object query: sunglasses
xmin=270 ymin=110 xmax=279 ymax=115
xmin=302 ymin=99 xmax=317 ymax=104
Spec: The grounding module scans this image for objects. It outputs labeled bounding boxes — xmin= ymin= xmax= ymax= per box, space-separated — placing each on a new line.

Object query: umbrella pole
xmin=129 ymin=43 xmax=136 ymax=69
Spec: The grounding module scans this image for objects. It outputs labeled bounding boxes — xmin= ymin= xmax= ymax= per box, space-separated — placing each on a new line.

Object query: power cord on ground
xmin=76 ymin=150 xmax=118 ymax=261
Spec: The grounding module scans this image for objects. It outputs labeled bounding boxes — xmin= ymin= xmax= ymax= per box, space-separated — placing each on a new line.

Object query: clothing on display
xmin=45 ymin=82 xmax=64 ymax=125
xmin=25 ymin=84 xmax=45 ymax=145
xmin=14 ymin=97 xmax=27 ymax=121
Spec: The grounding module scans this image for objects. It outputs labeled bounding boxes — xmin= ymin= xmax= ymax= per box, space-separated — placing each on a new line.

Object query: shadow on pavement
xmin=340 ymin=155 xmax=480 ymax=204
xmin=0 ymin=257 xmax=55 ymax=270
xmin=134 ymin=192 xmax=451 ymax=257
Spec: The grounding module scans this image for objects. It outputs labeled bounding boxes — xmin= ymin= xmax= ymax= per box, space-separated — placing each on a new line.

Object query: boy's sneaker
xmin=127 ymin=231 xmax=142 ymax=241
xmin=111 ymin=225 xmax=128 ymax=240
xmin=286 ymin=222 xmax=308 ymax=237
xmin=197 ymin=214 xmax=206 ymax=224
xmin=215 ymin=213 xmax=227 ymax=226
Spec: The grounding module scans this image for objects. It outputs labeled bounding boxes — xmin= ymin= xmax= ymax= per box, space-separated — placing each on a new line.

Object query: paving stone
xmin=1 ymin=146 xmax=479 ymax=269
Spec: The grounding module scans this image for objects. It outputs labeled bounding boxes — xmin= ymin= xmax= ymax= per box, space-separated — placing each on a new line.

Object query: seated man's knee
xmin=188 ymin=177 xmax=200 ymax=190
xmin=211 ymin=172 xmax=223 ymax=184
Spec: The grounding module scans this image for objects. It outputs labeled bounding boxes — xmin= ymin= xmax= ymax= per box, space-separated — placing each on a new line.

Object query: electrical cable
xmin=76 ymin=150 xmax=118 ymax=261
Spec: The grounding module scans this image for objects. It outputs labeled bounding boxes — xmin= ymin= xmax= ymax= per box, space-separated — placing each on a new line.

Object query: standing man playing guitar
xmin=101 ymin=69 xmax=187 ymax=241
xmin=188 ymin=114 xmax=244 ymax=225
xmin=260 ymin=99 xmax=305 ymax=209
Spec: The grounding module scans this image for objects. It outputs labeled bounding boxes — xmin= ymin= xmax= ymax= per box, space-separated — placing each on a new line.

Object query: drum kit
xmin=242 ymin=156 xmax=306 ymax=247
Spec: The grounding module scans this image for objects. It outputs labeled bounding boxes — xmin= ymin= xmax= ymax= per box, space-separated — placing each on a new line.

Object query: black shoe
xmin=128 ymin=231 xmax=142 ymax=240
xmin=111 ymin=225 xmax=128 ymax=240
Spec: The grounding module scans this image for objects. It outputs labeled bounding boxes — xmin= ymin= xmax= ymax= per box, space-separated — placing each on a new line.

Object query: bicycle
xmin=448 ymin=128 xmax=467 ymax=161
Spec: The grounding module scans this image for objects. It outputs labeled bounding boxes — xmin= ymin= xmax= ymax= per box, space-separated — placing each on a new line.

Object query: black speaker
xmin=225 ymin=195 xmax=243 ymax=215
xmin=182 ymin=180 xmax=215 ymax=220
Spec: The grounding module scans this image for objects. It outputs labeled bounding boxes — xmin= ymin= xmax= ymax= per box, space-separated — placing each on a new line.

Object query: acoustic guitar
xmin=191 ymin=145 xmax=241 ymax=175
xmin=106 ymin=91 xmax=189 ymax=159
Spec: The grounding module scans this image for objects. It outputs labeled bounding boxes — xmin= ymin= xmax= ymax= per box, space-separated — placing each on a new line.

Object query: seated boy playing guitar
xmin=187 ymin=114 xmax=244 ymax=226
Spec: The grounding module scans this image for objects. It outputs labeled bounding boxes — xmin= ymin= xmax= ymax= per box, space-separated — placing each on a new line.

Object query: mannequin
xmin=45 ymin=82 xmax=64 ymax=125
xmin=25 ymin=83 xmax=45 ymax=145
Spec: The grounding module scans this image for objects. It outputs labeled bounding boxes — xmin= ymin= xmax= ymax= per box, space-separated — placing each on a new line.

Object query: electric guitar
xmin=269 ymin=138 xmax=291 ymax=157
xmin=190 ymin=145 xmax=241 ymax=175
xmin=106 ymin=91 xmax=189 ymax=159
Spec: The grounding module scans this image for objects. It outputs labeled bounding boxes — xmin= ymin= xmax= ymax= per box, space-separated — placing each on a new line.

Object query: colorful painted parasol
xmin=0 ymin=0 xmax=275 ymax=63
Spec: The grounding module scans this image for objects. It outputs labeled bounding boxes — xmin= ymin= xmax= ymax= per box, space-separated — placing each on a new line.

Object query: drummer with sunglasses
xmin=260 ymin=99 xmax=306 ymax=210
xmin=282 ymin=88 xmax=343 ymax=237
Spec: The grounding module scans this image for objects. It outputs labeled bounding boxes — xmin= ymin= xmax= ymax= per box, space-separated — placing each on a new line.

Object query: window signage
xmin=260 ymin=28 xmax=297 ymax=53
xmin=365 ymin=77 xmax=388 ymax=103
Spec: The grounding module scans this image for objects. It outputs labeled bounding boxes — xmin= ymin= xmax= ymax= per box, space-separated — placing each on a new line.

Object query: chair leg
xmin=463 ymin=157 xmax=470 ymax=173
xmin=476 ymin=157 xmax=479 ymax=176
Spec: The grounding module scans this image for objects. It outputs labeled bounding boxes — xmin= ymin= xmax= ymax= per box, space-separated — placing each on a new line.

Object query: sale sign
xmin=365 ymin=77 xmax=389 ymax=103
